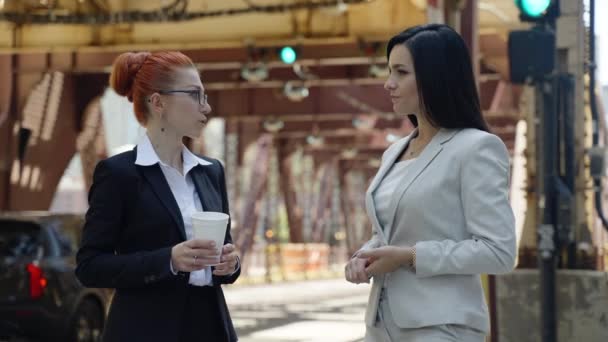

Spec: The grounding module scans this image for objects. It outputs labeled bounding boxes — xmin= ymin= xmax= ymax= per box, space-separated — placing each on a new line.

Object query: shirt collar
xmin=135 ymin=134 xmax=212 ymax=174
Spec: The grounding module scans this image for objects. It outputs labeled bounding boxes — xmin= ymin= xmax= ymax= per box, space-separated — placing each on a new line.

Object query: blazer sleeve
xmin=352 ymin=229 xmax=383 ymax=258
xmin=414 ymin=134 xmax=517 ymax=277
xmin=75 ymin=159 xmax=174 ymax=289
xmin=212 ymin=160 xmax=241 ymax=285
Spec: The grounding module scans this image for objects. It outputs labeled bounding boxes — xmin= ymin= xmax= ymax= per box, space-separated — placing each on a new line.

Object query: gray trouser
xmin=365 ymin=289 xmax=487 ymax=342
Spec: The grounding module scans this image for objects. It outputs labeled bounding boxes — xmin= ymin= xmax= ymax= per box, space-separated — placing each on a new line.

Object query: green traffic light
xmin=280 ymin=46 xmax=297 ymax=64
xmin=516 ymin=0 xmax=551 ymax=18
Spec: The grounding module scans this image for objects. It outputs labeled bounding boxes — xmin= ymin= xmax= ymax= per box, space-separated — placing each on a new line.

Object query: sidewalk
xmin=224 ymin=277 xmax=371 ymax=306
xmin=224 ymin=278 xmax=371 ymax=342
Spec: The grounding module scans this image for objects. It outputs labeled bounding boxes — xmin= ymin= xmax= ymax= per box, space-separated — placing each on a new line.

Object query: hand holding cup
xmin=171 ymin=212 xmax=231 ymax=273
xmin=171 ymin=239 xmax=220 ymax=272
xmin=212 ymin=243 xmax=239 ymax=276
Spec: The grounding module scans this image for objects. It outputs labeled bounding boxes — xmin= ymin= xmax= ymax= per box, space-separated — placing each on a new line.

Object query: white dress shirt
xmin=135 ymin=134 xmax=215 ymax=286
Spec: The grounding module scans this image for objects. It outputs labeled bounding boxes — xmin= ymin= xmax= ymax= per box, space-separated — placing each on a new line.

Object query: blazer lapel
xmin=138 ymin=164 xmax=187 ymax=241
xmin=191 ymin=165 xmax=223 ymax=213
xmin=384 ymin=129 xmax=458 ymax=240
xmin=365 ymin=131 xmax=416 ymax=242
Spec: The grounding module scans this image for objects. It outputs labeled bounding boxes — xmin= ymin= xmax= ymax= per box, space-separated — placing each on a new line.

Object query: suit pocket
xmin=441 ymin=324 xmax=486 ymax=340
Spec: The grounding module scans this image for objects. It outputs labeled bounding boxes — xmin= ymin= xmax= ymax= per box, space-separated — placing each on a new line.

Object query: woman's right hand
xmin=345 ymin=256 xmax=370 ymax=284
xmin=171 ymin=239 xmax=220 ymax=272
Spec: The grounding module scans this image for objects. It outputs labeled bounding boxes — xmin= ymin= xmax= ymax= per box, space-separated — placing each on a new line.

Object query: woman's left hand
xmin=212 ymin=244 xmax=239 ymax=276
xmin=358 ymin=246 xmax=412 ymax=277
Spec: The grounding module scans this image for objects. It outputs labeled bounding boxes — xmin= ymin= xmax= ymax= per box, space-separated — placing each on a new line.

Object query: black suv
xmin=0 ymin=212 xmax=111 ymax=341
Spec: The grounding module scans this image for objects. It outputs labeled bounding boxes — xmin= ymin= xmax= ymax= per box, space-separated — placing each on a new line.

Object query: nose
xmin=384 ymin=78 xmax=396 ymax=91
xmin=200 ymin=102 xmax=211 ymax=115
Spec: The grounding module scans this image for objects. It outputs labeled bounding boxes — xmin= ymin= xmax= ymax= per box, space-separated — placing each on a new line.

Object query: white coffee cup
xmin=191 ymin=211 xmax=229 ymax=265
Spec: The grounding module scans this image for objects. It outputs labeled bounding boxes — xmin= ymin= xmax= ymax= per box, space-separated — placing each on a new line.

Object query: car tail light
xmin=26 ymin=263 xmax=47 ymax=299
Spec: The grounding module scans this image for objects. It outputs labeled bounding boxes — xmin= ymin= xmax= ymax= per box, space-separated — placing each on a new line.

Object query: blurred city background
xmin=1 ymin=0 xmax=608 ymax=341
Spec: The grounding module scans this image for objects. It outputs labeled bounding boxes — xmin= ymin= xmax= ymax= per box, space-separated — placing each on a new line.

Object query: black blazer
xmin=75 ymin=148 xmax=240 ymax=342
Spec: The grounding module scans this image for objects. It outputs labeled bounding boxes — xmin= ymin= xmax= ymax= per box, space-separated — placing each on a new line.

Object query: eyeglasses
xmin=158 ymin=89 xmax=208 ymax=106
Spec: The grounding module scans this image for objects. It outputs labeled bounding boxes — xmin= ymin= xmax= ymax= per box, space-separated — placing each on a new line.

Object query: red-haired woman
xmin=76 ymin=51 xmax=240 ymax=342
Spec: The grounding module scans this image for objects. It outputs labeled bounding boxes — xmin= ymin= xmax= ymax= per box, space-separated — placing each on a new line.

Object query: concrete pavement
xmin=224 ymin=278 xmax=372 ymax=342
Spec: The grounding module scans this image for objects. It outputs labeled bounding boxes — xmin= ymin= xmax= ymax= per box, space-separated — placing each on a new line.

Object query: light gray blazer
xmin=358 ymin=127 xmax=516 ymax=333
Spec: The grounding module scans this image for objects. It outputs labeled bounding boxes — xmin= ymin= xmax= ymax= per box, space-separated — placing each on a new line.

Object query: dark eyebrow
xmin=390 ymin=64 xmax=408 ymax=69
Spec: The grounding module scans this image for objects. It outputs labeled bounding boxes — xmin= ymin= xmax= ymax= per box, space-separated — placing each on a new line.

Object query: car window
xmin=47 ymin=219 xmax=81 ymax=256
xmin=0 ymin=220 xmax=43 ymax=257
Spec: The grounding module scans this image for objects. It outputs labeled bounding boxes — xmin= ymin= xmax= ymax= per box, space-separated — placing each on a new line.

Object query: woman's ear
xmin=148 ymin=93 xmax=164 ymax=114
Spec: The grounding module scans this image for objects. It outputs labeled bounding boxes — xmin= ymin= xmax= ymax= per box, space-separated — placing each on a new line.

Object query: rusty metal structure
xmin=0 ymin=0 xmax=521 ymax=252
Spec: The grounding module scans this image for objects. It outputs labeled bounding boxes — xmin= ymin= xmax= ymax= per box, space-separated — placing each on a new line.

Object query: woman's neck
xmin=146 ymin=123 xmax=184 ymax=173
xmin=414 ymin=115 xmax=439 ymax=144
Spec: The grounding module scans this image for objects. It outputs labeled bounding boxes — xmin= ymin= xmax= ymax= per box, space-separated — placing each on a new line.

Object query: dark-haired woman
xmin=344 ymin=24 xmax=516 ymax=341
xmin=75 ymin=51 xmax=239 ymax=342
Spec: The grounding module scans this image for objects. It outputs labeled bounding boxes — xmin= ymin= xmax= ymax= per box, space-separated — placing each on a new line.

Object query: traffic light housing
xmin=508 ymin=29 xmax=555 ymax=83
xmin=515 ymin=0 xmax=559 ymax=22
xmin=509 ymin=0 xmax=560 ymax=83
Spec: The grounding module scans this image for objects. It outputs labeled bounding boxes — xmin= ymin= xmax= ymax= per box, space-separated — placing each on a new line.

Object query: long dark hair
xmin=387 ymin=24 xmax=489 ymax=132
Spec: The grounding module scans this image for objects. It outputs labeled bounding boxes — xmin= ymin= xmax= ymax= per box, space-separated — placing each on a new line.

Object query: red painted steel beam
xmin=0 ymin=55 xmax=15 ymax=210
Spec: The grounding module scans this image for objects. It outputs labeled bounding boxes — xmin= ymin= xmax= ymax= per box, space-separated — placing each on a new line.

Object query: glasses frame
xmin=158 ymin=89 xmax=208 ymax=106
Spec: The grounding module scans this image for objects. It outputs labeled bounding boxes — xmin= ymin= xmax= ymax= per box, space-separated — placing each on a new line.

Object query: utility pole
xmin=508 ymin=1 xmax=563 ymax=341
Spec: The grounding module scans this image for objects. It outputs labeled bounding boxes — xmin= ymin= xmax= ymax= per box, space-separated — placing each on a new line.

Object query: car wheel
xmin=69 ymin=299 xmax=103 ymax=342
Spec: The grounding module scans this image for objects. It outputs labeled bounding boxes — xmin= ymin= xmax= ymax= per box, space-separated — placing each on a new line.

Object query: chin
xmin=185 ymin=130 xmax=203 ymax=139
xmin=395 ymin=105 xmax=416 ymax=116
xmin=393 ymin=106 xmax=408 ymax=115
xmin=192 ymin=132 xmax=204 ymax=139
